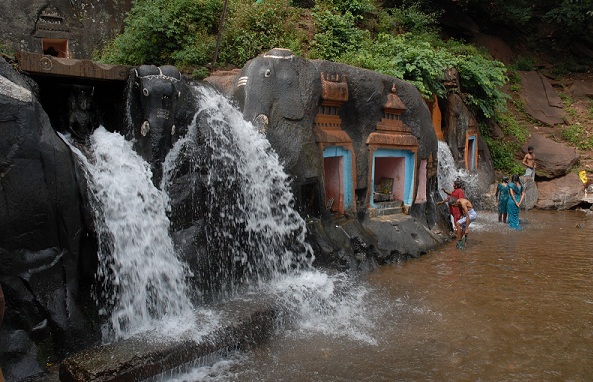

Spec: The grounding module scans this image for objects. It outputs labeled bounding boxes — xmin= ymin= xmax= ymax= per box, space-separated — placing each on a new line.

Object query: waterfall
xmin=182 ymin=85 xmax=314 ymax=295
xmin=190 ymin=86 xmax=375 ymax=342
xmin=68 ymin=128 xmax=196 ymax=341
xmin=64 ymin=84 xmax=370 ymax=348
xmin=437 ymin=141 xmax=478 ymax=200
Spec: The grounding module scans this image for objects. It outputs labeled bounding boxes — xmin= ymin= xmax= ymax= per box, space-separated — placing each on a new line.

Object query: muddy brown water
xmin=177 ymin=209 xmax=593 ymax=381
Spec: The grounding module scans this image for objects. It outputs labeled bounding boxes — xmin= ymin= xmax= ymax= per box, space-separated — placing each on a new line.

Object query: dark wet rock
xmin=0 ymin=56 xmax=98 ymax=380
xmin=307 ymin=213 xmax=447 ymax=269
xmin=0 ymin=329 xmax=43 ymax=381
xmin=361 ymin=214 xmax=446 ymax=260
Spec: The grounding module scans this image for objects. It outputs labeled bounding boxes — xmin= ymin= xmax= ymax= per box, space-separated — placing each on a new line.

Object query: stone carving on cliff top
xmin=35 ymin=5 xmax=70 ymax=34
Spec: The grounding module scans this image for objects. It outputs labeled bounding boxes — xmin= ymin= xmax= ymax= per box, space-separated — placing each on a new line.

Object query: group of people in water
xmin=437 ymin=179 xmax=476 ymax=249
xmin=496 ymin=145 xmax=535 ymax=230
xmin=437 ymin=146 xmax=536 ymax=249
xmin=495 ymin=174 xmax=525 ymax=229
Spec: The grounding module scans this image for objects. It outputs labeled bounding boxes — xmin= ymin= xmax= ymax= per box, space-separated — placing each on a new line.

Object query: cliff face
xmin=0 ymin=0 xmax=133 ymax=59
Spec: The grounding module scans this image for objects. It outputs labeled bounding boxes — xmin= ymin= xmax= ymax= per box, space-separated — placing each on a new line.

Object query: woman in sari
xmin=507 ymin=174 xmax=524 ymax=230
xmin=495 ymin=176 xmax=510 ymax=223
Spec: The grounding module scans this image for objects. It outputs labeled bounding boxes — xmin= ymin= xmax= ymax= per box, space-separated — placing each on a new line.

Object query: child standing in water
xmin=495 ymin=176 xmax=510 ymax=223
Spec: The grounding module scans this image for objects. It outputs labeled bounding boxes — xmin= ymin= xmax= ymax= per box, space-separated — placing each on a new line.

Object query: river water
xmin=175 ymin=209 xmax=593 ymax=381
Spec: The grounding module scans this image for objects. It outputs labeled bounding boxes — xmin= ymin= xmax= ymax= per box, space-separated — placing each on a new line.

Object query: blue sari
xmin=507 ymin=182 xmax=523 ymax=230
xmin=497 ymin=183 xmax=510 ymax=214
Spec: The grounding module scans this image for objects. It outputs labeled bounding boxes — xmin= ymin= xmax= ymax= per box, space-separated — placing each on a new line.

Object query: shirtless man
xmin=522 ymin=146 xmax=535 ymax=179
xmin=437 ymin=180 xmax=465 ymax=232
xmin=450 ymin=197 xmax=477 ymax=248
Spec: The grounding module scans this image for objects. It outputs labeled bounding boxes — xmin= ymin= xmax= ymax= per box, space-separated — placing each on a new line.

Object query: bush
xmin=221 ymin=0 xmax=304 ymax=66
xmin=309 ymin=9 xmax=369 ymax=60
xmin=479 ymin=122 xmax=524 ymax=174
xmin=338 ymin=32 xmax=508 ymax=118
xmin=99 ymin=0 xmax=223 ymax=66
xmin=496 ymin=113 xmax=529 ymax=143
xmin=561 ymin=124 xmax=593 ymax=150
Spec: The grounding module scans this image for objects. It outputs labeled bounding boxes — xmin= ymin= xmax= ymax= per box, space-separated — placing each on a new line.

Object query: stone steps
xmin=367 ymin=200 xmax=403 ymax=218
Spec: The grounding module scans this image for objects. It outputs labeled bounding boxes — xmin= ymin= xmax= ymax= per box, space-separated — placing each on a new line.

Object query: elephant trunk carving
xmin=132 ymin=65 xmax=182 ymax=183
xmin=234 ymin=48 xmax=306 ymax=134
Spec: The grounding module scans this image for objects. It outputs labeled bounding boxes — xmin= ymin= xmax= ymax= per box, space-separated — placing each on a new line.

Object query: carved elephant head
xmin=130 ymin=65 xmax=182 ymax=182
xmin=233 ymin=48 xmax=313 ymax=133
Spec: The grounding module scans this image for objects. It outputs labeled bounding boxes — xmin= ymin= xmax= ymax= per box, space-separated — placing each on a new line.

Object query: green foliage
xmin=542 ymin=0 xmax=593 ymax=32
xmin=100 ymin=0 xmax=509 ymax=120
xmin=496 ymin=112 xmax=529 ymax=143
xmin=0 ymin=42 xmax=13 ymax=56
xmin=452 ymin=47 xmax=509 ymax=118
xmin=484 ymin=135 xmax=524 ymax=174
xmin=221 ymin=0 xmax=304 ymax=66
xmin=309 ymin=8 xmax=369 ymax=60
xmin=507 ymin=70 xmax=521 ymax=84
xmin=315 ymin=0 xmax=376 ymax=19
xmin=99 ymin=0 xmax=303 ymax=69
xmin=511 ymin=55 xmax=535 ymax=71
xmin=338 ymin=32 xmax=508 ymax=118
xmin=192 ymin=67 xmax=210 ymax=80
xmin=479 ymin=122 xmax=524 ymax=174
xmin=561 ymin=124 xmax=593 ymax=150
xmin=386 ymin=4 xmax=441 ymax=34
xmin=99 ymin=0 xmax=223 ymax=66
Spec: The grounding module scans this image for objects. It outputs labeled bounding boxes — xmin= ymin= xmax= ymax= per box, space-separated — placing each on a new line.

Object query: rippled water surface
xmin=177 ymin=210 xmax=593 ymax=381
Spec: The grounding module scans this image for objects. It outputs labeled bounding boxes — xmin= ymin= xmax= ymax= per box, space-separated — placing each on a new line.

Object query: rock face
xmin=226 ymin=48 xmax=449 ymax=265
xmin=0 ymin=0 xmax=133 ymax=59
xmin=523 ymin=133 xmax=579 ymax=180
xmin=519 ymin=71 xmax=565 ymax=126
xmin=231 ymin=49 xmax=438 ymax=213
xmin=0 ymin=58 xmax=98 ymax=380
xmin=536 ymin=173 xmax=585 ymax=210
xmin=441 ymin=92 xmax=495 ymax=206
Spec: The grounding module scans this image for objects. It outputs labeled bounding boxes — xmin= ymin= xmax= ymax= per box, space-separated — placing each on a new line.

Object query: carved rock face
xmin=132 ymin=65 xmax=182 ymax=181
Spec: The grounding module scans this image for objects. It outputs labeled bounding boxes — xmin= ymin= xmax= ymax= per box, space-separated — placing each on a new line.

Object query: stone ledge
xmin=59 ymin=297 xmax=282 ymax=382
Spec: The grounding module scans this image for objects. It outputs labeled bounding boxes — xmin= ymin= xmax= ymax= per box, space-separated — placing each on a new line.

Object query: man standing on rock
xmin=522 ymin=146 xmax=536 ymax=179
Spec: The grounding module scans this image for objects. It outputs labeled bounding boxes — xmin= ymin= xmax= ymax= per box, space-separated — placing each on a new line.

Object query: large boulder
xmin=521 ymin=177 xmax=539 ymax=210
xmin=519 ymin=71 xmax=564 ymax=126
xmin=0 ymin=57 xmax=98 ymax=380
xmin=522 ymin=134 xmax=579 ymax=180
xmin=536 ymin=173 xmax=585 ymax=210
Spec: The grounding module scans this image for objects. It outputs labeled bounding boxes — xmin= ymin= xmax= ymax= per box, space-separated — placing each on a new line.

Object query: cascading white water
xmin=66 ymin=84 xmax=374 ymax=353
xmin=193 ymin=85 xmax=314 ymax=289
xmin=437 ymin=140 xmax=478 ymax=199
xmin=69 ymin=127 xmax=196 ymax=341
xmin=172 ymin=87 xmax=375 ymax=342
